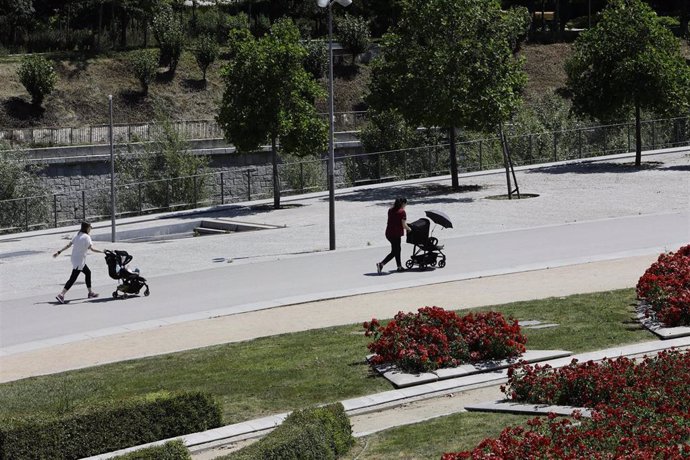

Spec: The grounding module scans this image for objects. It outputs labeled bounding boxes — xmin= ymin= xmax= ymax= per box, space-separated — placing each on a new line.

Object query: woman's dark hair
xmin=392 ymin=198 xmax=407 ymax=210
xmin=80 ymin=222 xmax=92 ymax=233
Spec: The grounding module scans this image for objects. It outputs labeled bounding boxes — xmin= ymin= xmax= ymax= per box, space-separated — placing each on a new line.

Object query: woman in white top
xmin=53 ymin=222 xmax=104 ymax=304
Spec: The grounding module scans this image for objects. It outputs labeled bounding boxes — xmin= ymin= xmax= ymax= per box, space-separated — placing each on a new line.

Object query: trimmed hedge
xmin=113 ymin=440 xmax=191 ymax=459
xmin=0 ymin=391 xmax=222 ymax=460
xmin=227 ymin=403 xmax=354 ymax=459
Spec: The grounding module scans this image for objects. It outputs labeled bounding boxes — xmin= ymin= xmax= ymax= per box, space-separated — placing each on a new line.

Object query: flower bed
xmin=637 ymin=244 xmax=690 ymax=327
xmin=363 ymin=307 xmax=526 ymax=373
xmin=443 ymin=349 xmax=690 ymax=459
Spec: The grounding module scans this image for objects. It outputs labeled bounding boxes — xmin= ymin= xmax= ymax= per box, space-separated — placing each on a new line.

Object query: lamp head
xmin=317 ymin=0 xmax=352 ymax=7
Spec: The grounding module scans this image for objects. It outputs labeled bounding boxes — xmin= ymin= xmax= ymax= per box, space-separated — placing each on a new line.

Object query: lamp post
xmin=318 ymin=0 xmax=352 ymax=251
xmin=109 ymin=95 xmax=116 ymax=243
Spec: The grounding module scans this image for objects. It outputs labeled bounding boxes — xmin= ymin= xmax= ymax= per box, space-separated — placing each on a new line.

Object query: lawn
xmin=0 ymin=288 xmax=651 ymax=426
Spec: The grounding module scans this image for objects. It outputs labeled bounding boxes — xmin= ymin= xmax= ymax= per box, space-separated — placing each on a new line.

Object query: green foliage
xmin=0 ymin=392 xmax=222 ymax=459
xmin=566 ymin=0 xmax=690 ymax=164
xmin=354 ymin=109 xmax=444 ymax=181
xmin=368 ymin=0 xmax=527 ymax=186
xmin=335 ymin=13 xmax=371 ymax=62
xmin=252 ymin=14 xmax=272 ymax=37
xmin=218 ymin=18 xmax=327 ymax=208
xmin=280 ymin=154 xmax=325 ymax=194
xmin=17 ymin=55 xmax=57 ymax=106
xmin=111 ymin=108 xmax=210 ymax=213
xmin=225 ymin=403 xmax=354 ymax=460
xmin=303 ymin=39 xmax=327 ymax=80
xmin=113 ymin=440 xmax=191 ymax=460
xmin=130 ymin=49 xmax=159 ymax=95
xmin=0 ymin=145 xmax=48 ymax=231
xmin=194 ymin=34 xmax=219 ymax=81
xmin=152 ymin=3 xmax=185 ymax=73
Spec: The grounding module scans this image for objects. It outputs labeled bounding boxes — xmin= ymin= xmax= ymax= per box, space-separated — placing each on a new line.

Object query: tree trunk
xmin=449 ymin=127 xmax=459 ymax=190
xmin=120 ymin=8 xmax=129 ymax=49
xmin=499 ymin=123 xmax=513 ymax=199
xmin=97 ymin=2 xmax=103 ymax=50
xmin=681 ymin=0 xmax=689 ymax=38
xmin=272 ymin=135 xmax=280 ymax=209
xmin=635 ymin=99 xmax=642 ymax=167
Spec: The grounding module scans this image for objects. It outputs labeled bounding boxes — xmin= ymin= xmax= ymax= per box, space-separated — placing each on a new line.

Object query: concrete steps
xmin=193 ymin=219 xmax=282 ymax=236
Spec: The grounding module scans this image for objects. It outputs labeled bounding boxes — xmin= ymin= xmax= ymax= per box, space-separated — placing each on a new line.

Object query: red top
xmin=385 ymin=207 xmax=407 ymax=238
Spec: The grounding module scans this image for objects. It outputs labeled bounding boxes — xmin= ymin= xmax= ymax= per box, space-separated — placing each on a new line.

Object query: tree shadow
xmin=155 ymin=70 xmax=176 ymax=84
xmin=660 ymin=165 xmax=690 ymax=172
xmin=181 ymin=78 xmax=207 ymax=91
xmin=119 ymin=89 xmax=147 ymax=105
xmin=334 ymin=62 xmax=359 ymax=80
xmin=527 ymin=161 xmax=663 ymax=175
xmin=2 ymin=97 xmax=44 ymax=123
xmin=63 ymin=53 xmax=93 ymax=78
xmin=336 ymin=183 xmax=482 ymax=205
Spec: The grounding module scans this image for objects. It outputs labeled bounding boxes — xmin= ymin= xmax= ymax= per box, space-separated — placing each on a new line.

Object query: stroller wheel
xmin=112 ymin=291 xmax=118 ymax=299
xmin=438 ymin=259 xmax=446 ymax=268
xmin=405 ymin=259 xmax=414 ymax=269
xmin=144 ymin=288 xmax=150 ymax=297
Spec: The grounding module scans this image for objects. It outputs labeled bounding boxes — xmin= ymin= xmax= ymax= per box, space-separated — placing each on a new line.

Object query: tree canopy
xmin=566 ymin=0 xmax=690 ymax=166
xmin=217 ymin=18 xmax=327 ymax=209
xmin=367 ymin=0 xmax=528 ymax=189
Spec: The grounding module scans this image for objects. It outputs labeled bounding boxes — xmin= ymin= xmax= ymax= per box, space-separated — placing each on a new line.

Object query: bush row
xmin=637 ymin=244 xmax=690 ymax=326
xmin=113 ymin=440 xmax=191 ymax=460
xmin=226 ymin=403 xmax=354 ymax=460
xmin=0 ymin=391 xmax=222 ymax=460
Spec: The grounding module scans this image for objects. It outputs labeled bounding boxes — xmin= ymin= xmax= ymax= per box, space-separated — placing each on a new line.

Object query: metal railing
xmin=1 ymin=115 xmax=688 ymax=234
xmin=0 ymin=112 xmax=369 ymax=148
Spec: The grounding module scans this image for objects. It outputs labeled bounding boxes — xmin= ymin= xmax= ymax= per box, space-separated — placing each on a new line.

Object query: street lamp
xmin=318 ymin=0 xmax=352 ymax=250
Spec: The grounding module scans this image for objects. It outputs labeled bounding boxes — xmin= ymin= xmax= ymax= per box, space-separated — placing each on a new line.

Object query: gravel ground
xmin=0 ymin=148 xmax=688 ymax=301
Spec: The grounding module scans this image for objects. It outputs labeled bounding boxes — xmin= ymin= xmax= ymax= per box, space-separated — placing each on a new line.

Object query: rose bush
xmin=636 ymin=244 xmax=690 ymax=327
xmin=363 ymin=307 xmax=526 ymax=373
xmin=443 ymin=349 xmax=690 ymax=459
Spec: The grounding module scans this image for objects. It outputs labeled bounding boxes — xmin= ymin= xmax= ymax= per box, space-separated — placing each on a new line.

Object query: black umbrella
xmin=425 ymin=210 xmax=453 ymax=229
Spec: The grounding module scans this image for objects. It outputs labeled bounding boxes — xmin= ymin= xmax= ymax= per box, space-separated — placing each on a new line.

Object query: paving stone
xmin=636 ymin=305 xmax=690 ymax=339
xmin=373 ymin=349 xmax=572 ymax=388
xmin=465 ymin=400 xmax=592 ymax=418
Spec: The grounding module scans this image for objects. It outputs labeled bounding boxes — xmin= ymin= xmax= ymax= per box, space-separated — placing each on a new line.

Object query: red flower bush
xmin=636 ymin=244 xmax=690 ymax=327
xmin=363 ymin=307 xmax=526 ymax=373
xmin=443 ymin=349 xmax=690 ymax=459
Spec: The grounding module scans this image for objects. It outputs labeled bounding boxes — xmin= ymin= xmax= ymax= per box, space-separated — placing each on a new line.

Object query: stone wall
xmin=23 ymin=140 xmax=361 ymax=228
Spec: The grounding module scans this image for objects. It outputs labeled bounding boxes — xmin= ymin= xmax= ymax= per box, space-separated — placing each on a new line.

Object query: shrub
xmin=0 ymin=391 xmax=222 ymax=459
xmin=0 ymin=146 xmax=49 ymax=232
xmin=129 ymin=49 xmax=159 ymax=95
xmin=17 ymin=55 xmax=57 ymax=106
xmin=113 ymin=440 xmax=191 ymax=459
xmin=364 ymin=307 xmax=526 ymax=373
xmin=226 ymin=403 xmax=354 ymax=460
xmin=335 ymin=13 xmax=371 ymax=63
xmin=445 ymin=350 xmax=690 ymax=458
xmin=194 ymin=34 xmax=219 ymax=81
xmin=636 ymin=244 xmax=690 ymax=326
xmin=152 ymin=4 xmax=184 ymax=73
xmin=303 ymin=39 xmax=327 ymax=80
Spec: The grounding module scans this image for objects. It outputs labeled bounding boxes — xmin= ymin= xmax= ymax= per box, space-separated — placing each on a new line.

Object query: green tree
xmin=303 ymin=38 xmax=327 ymax=80
xmin=0 ymin=144 xmax=48 ymax=231
xmin=18 ymin=55 xmax=58 ymax=106
xmin=367 ymin=0 xmax=528 ymax=189
xmin=566 ymin=0 xmax=690 ymax=167
xmin=114 ymin=107 xmax=209 ymax=212
xmin=217 ymin=18 xmax=327 ymax=209
xmin=129 ymin=48 xmax=158 ymax=95
xmin=193 ymin=34 xmax=218 ymax=82
xmin=335 ymin=13 xmax=371 ymax=63
xmin=151 ymin=3 xmax=184 ymax=73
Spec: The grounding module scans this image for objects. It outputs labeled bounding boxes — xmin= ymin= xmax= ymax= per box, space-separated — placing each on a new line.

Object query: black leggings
xmin=64 ymin=265 xmax=92 ymax=291
xmin=381 ymin=236 xmax=402 ymax=268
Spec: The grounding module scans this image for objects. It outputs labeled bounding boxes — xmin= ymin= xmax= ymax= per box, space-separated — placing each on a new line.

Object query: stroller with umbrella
xmin=405 ymin=210 xmax=452 ymax=270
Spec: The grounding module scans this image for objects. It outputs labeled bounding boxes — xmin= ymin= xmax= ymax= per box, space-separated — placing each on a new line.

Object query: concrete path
xmin=2 ymin=211 xmax=687 ymax=353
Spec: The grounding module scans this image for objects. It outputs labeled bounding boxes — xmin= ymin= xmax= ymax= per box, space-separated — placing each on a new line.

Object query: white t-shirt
xmin=70 ymin=232 xmax=92 ymax=270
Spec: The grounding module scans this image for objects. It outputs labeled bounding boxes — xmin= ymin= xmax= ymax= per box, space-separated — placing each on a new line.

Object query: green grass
xmin=0 ymin=288 xmax=651 ymax=425
xmin=343 ymin=412 xmax=534 ymax=460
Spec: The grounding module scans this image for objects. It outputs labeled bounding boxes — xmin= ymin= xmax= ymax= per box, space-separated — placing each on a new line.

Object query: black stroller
xmin=104 ymin=250 xmax=150 ymax=299
xmin=405 ymin=210 xmax=452 ymax=270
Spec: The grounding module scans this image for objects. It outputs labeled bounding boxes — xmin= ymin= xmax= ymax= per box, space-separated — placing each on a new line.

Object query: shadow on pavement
xmin=336 ymin=183 xmax=482 ymax=205
xmin=528 ymin=161 xmax=663 ymax=175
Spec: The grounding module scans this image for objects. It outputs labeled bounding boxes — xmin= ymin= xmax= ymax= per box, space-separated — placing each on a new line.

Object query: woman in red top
xmin=377 ymin=198 xmax=412 ymax=274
